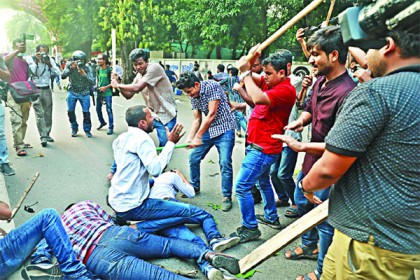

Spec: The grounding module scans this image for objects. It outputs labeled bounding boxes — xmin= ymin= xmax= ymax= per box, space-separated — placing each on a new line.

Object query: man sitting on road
xmin=0 ymin=201 xmax=94 ymax=280
xmin=30 ymin=200 xmax=241 ymax=279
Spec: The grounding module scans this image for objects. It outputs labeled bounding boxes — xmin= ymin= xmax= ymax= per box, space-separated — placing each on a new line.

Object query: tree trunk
xmin=120 ymin=42 xmax=135 ymax=84
xmin=206 ymin=48 xmax=213 ymax=59
xmin=216 ymin=46 xmax=222 ymax=59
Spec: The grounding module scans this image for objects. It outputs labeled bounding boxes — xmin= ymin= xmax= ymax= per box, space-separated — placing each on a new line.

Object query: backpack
xmin=9 ymin=81 xmax=39 ymax=103
xmin=97 ymin=66 xmax=119 ymax=96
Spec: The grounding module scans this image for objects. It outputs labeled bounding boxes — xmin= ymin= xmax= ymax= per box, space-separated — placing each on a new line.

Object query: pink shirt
xmin=9 ymin=57 xmax=28 ymax=83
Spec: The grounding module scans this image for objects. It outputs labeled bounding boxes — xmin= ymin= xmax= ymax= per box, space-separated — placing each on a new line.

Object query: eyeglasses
xmin=252 ymin=63 xmax=261 ymax=68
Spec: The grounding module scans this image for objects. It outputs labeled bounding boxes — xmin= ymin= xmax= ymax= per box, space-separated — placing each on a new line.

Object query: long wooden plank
xmin=239 ymin=199 xmax=329 ymax=273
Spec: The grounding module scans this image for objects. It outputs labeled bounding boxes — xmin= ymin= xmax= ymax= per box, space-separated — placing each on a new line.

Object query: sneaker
xmin=21 ymin=264 xmax=62 ymax=280
xmin=85 ymin=131 xmax=92 ymax=138
xmin=229 ymin=226 xmax=261 ymax=243
xmin=256 ymin=214 xmax=283 ymax=229
xmin=221 ymin=197 xmax=232 ymax=212
xmin=210 ymin=236 xmax=240 ymax=252
xmin=203 ymin=264 xmax=224 ymax=280
xmin=97 ymin=123 xmax=107 ymax=130
xmin=71 ymin=129 xmax=78 ymax=137
xmin=107 ymin=129 xmax=113 ymax=135
xmin=46 ymin=136 xmax=55 ymax=142
xmin=205 ymin=252 xmax=240 ymax=275
xmin=1 ymin=163 xmax=15 ymax=176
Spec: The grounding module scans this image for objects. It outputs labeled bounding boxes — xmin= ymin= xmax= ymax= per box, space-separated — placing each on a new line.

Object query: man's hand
xmin=167 ymin=123 xmax=185 ymax=144
xmin=272 ymin=134 xmax=304 ymax=152
xmin=284 ymin=119 xmax=304 ymax=132
xmin=237 ymin=44 xmax=261 ymax=73
xmin=78 ymin=67 xmax=86 ymax=76
xmin=106 ymin=172 xmax=114 ymax=182
xmin=353 ymin=69 xmax=372 ymax=83
xmin=296 ymin=28 xmax=305 ymax=43
xmin=233 ymin=82 xmax=242 ymax=91
xmin=302 ymin=75 xmax=313 ymax=89
xmin=304 ymin=193 xmax=322 ymax=205
xmin=99 ymin=86 xmax=107 ymax=92
xmin=111 ymin=79 xmax=120 ymax=88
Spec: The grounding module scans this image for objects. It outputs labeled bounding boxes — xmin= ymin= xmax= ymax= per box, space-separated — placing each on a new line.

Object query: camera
xmin=338 ymin=0 xmax=418 ymax=50
xmin=39 ymin=52 xmax=50 ymax=64
xmin=302 ymin=17 xmax=338 ymax=38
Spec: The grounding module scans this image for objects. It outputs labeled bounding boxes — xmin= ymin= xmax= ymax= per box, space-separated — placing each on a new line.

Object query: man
xmin=176 ymin=72 xmax=236 ymax=211
xmin=277 ymin=26 xmax=356 ymax=280
xmin=31 ymin=200 xmax=240 ymax=279
xmin=212 ymin=64 xmax=229 ymax=82
xmin=108 ymin=105 xmax=237 ymax=250
xmin=27 ymin=44 xmax=61 ymax=146
xmin=95 ymin=53 xmax=114 ymax=135
xmin=0 ymin=56 xmax=15 ymax=176
xmin=114 ymin=60 xmax=124 ymax=81
xmin=193 ymin=63 xmax=203 ymax=81
xmin=295 ymin=30 xmax=420 ymax=279
xmin=3 ymin=38 xmax=31 ymax=156
xmin=0 ymin=201 xmax=94 ymax=279
xmin=228 ymin=49 xmax=295 ymax=242
xmin=111 ymin=48 xmax=177 ymax=146
xmin=61 ymin=50 xmax=95 ymax=138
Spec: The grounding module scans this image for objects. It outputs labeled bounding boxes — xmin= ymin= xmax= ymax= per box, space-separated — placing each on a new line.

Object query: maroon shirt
xmin=302 ymin=71 xmax=356 ymax=175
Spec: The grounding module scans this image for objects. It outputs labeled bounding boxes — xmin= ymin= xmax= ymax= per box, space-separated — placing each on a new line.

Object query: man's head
xmin=217 ymin=64 xmax=225 ymax=73
xmin=227 ymin=64 xmax=233 ymax=74
xmin=12 ymin=38 xmax=26 ymax=53
xmin=193 ymin=63 xmax=200 ymax=71
xmin=261 ymin=50 xmax=290 ymax=87
xmin=97 ymin=53 xmax=109 ymax=67
xmin=166 ymin=64 xmax=170 ymax=70
xmin=125 ymin=105 xmax=154 ymax=133
xmin=366 ymin=30 xmax=420 ymax=78
xmin=176 ymin=71 xmax=201 ymax=98
xmin=35 ymin=44 xmax=49 ymax=63
xmin=230 ymin=67 xmax=239 ymax=77
xmin=129 ymin=48 xmax=149 ymax=75
xmin=306 ymin=26 xmax=347 ymax=77
xmin=251 ymin=54 xmax=265 ymax=74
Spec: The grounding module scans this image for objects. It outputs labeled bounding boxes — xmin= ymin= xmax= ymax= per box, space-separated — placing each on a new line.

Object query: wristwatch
xmin=298 ymin=180 xmax=312 ymax=195
xmin=239 ymin=70 xmax=251 ymax=82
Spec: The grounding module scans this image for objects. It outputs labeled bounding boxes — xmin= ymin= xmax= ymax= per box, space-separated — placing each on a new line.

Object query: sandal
xmin=16 ymin=149 xmax=27 ymax=156
xmin=296 ymin=270 xmax=321 ymax=280
xmin=23 ymin=143 xmax=33 ymax=149
xmin=285 ymin=206 xmax=299 ymax=218
xmin=284 ymin=244 xmax=319 ymax=260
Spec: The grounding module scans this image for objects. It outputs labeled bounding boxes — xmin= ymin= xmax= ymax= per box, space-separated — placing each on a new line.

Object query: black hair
xmin=166 ymin=65 xmax=170 ymax=69
xmin=262 ymin=50 xmax=290 ymax=73
xmin=36 ymin=44 xmax=49 ymax=52
xmin=12 ymin=38 xmax=23 ymax=47
xmin=126 ymin=105 xmax=147 ymax=127
xmin=230 ymin=67 xmax=239 ymax=76
xmin=217 ymin=64 xmax=225 ymax=72
xmin=307 ymin=26 xmax=347 ymax=64
xmin=65 ymin=203 xmax=76 ymax=211
xmin=176 ymin=71 xmax=200 ymax=89
xmin=194 ymin=63 xmax=199 ymax=68
xmin=389 ymin=30 xmax=420 ymax=58
xmin=100 ymin=53 xmax=109 ymax=64
xmin=129 ymin=48 xmax=149 ymax=62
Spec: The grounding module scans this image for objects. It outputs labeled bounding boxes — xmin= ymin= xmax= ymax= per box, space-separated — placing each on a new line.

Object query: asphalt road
xmin=4 ymin=86 xmax=317 ymax=280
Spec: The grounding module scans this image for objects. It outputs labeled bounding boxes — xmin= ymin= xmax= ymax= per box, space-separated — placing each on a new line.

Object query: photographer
xmin=61 ymin=51 xmax=95 ymax=138
xmin=0 ymin=55 xmax=15 ymax=176
xmin=27 ymin=44 xmax=61 ymax=146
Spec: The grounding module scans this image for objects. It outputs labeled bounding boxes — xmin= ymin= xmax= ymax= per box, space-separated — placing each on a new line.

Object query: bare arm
xmin=186 ymin=109 xmax=202 ymax=143
xmin=284 ymin=111 xmax=312 ymax=132
xmin=296 ymin=28 xmax=310 ymax=59
xmin=0 ymin=201 xmax=12 ymax=220
xmin=271 ymin=134 xmax=325 ymax=156
xmin=349 ymin=47 xmax=368 ymax=69
xmin=243 ymin=75 xmax=270 ymax=105
xmin=0 ymin=67 xmax=10 ymax=81
xmin=233 ymin=82 xmax=255 ymax=108
xmin=111 ymin=78 xmax=148 ymax=99
xmin=196 ymin=100 xmax=219 ymax=137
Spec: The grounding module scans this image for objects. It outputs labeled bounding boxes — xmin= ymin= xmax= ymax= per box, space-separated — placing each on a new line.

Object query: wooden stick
xmin=8 ymin=172 xmax=40 ymax=222
xmin=245 ymin=0 xmax=324 ymax=61
xmin=239 ymin=200 xmax=329 ymax=273
xmin=111 ymin=28 xmax=117 ymax=93
xmin=325 ymin=0 xmax=336 ymax=26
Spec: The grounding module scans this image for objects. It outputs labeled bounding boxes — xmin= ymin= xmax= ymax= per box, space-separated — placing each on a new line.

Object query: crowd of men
xmin=0 ymin=19 xmax=419 ymax=280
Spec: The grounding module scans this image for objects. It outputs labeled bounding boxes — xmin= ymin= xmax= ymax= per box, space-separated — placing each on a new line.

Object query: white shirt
xmin=26 ymin=56 xmax=60 ymax=87
xmin=149 ymin=172 xmax=195 ymax=200
xmin=108 ymin=127 xmax=175 ymax=212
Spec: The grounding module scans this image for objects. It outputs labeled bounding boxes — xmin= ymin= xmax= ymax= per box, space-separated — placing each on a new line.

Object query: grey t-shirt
xmin=325 ymin=65 xmax=420 ymax=254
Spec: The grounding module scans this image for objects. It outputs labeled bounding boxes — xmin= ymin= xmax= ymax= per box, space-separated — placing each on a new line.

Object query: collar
xmin=386 ymin=64 xmax=420 ymax=76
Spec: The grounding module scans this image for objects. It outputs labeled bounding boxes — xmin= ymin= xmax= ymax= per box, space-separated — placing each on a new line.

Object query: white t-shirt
xmin=149 ymin=172 xmax=195 ymax=200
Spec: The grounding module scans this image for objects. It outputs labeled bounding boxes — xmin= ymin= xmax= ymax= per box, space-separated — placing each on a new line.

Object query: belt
xmin=83 ymin=232 xmax=103 ymax=264
xmin=37 ymin=86 xmax=50 ymax=90
xmin=250 ymin=143 xmax=264 ymax=152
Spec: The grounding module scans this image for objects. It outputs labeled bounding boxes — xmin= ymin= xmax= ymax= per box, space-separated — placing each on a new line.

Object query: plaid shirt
xmin=61 ymin=200 xmax=114 ymax=260
xmin=61 ymin=63 xmax=95 ymax=95
xmin=190 ymin=80 xmax=235 ymax=138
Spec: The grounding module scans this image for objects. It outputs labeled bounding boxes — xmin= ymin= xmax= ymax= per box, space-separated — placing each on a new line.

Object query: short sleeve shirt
xmin=246 ymin=77 xmax=296 ymax=154
xmin=326 ymin=65 xmax=420 ymax=254
xmin=190 ymin=80 xmax=236 ymax=138
xmin=97 ymin=66 xmax=112 ymax=97
xmin=136 ymin=63 xmax=177 ymax=125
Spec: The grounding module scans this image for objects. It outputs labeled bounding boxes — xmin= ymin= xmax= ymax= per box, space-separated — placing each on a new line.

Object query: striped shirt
xmin=190 ymin=80 xmax=236 ymax=138
xmin=61 ymin=200 xmax=114 ymax=260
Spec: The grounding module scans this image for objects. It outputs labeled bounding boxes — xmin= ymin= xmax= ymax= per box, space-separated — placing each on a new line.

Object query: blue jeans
xmin=153 ymin=116 xmax=177 ymax=147
xmin=189 ymin=130 xmax=234 ymax=198
xmin=235 ymin=146 xmax=279 ymax=229
xmin=66 ymin=92 xmax=91 ymax=132
xmin=117 ymin=198 xmax=222 ymax=242
xmin=96 ymin=95 xmax=113 ymax=129
xmin=1 ymin=209 xmax=88 ymax=279
xmin=294 ymin=171 xmax=334 ymax=274
xmin=233 ymin=110 xmax=247 ymax=133
xmin=86 ymin=226 xmax=207 ymax=280
xmin=0 ymin=103 xmax=9 ymax=164
xmin=270 ymin=146 xmax=299 ymax=205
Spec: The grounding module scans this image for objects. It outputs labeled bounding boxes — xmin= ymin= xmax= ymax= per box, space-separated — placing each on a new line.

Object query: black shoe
xmin=1 ymin=163 xmax=15 ymax=176
xmin=45 ymin=136 xmax=54 ymax=142
xmin=85 ymin=131 xmax=92 ymax=138
xmin=107 ymin=129 xmax=113 ymax=135
xmin=206 ymin=252 xmax=240 ymax=275
xmin=221 ymin=197 xmax=232 ymax=212
xmin=256 ymin=214 xmax=283 ymax=229
xmin=71 ymin=129 xmax=78 ymax=137
xmin=41 ymin=138 xmax=47 ymax=147
xmin=97 ymin=123 xmax=107 ymax=130
xmin=276 ymin=199 xmax=290 ymax=207
xmin=229 ymin=226 xmax=261 ymax=243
